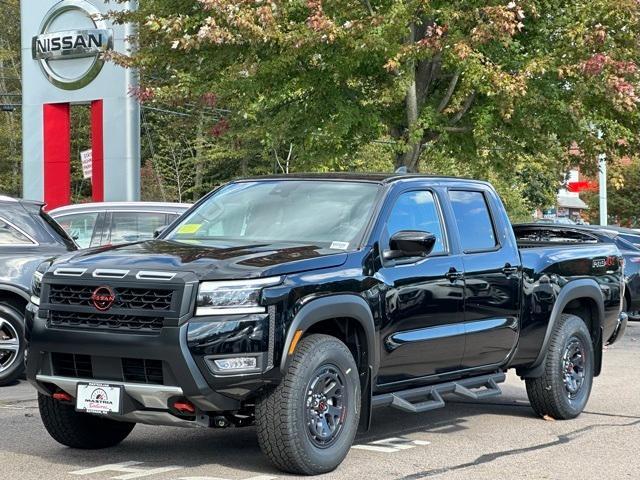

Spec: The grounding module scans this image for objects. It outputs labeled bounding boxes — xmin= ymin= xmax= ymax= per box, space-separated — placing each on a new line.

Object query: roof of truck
xmin=236 ymin=172 xmax=490 ymax=185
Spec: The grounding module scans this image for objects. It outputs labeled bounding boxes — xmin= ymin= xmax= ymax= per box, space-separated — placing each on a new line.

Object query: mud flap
xmin=358 ymin=366 xmax=372 ymax=432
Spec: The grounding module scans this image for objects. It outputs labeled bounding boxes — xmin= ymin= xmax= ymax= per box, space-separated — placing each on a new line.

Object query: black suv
xmin=0 ymin=196 xmax=76 ymax=385
xmin=26 ymin=175 xmax=625 ymax=475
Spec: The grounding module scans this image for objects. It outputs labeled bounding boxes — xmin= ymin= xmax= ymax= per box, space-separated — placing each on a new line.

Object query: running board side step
xmin=371 ymin=371 xmax=506 ymax=414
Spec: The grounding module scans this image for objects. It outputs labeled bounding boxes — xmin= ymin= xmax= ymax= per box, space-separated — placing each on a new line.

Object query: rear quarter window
xmin=0 ymin=217 xmax=36 ymax=245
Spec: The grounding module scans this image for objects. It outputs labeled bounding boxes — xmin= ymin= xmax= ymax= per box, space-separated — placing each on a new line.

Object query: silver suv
xmin=50 ymin=202 xmax=191 ymax=249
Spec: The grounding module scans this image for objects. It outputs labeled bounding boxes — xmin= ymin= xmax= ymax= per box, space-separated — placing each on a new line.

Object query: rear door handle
xmin=502 ymin=264 xmax=519 ymax=276
xmin=445 ymin=268 xmax=464 ymax=282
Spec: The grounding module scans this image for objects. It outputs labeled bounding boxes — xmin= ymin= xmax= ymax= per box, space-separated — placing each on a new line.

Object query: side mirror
xmin=384 ymin=230 xmax=437 ymax=260
xmin=153 ymin=226 xmax=168 ymax=239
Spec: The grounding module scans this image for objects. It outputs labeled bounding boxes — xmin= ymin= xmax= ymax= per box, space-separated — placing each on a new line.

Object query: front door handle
xmin=445 ymin=268 xmax=464 ymax=282
xmin=502 ymin=263 xmax=519 ymax=276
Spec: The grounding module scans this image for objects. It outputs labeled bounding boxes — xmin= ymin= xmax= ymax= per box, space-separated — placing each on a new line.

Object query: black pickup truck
xmin=26 ymin=174 xmax=626 ymax=475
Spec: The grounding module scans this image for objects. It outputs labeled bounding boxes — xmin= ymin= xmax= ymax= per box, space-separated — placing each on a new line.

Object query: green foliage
xmin=115 ymin=0 xmax=640 ymax=215
xmin=0 ymin=0 xmax=21 ymax=197
xmin=584 ymin=158 xmax=640 ymax=226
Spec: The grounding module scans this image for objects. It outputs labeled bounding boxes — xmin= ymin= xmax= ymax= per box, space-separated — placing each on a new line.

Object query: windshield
xmin=166 ymin=180 xmax=381 ymax=249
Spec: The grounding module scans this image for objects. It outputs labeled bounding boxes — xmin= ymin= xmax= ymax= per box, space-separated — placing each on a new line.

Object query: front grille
xmin=49 ymin=285 xmax=174 ymax=311
xmin=52 ymin=353 xmax=93 ymax=378
xmin=122 ymin=358 xmax=164 ymax=385
xmin=48 ymin=311 xmax=164 ymax=332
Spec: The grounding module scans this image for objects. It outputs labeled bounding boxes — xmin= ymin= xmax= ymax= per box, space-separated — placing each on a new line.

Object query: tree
xmin=0 ymin=0 xmax=22 ymax=197
xmin=110 ymin=0 xmax=640 ymax=214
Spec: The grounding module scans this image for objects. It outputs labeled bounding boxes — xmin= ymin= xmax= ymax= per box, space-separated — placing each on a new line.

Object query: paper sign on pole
xmin=81 ymin=149 xmax=92 ymax=179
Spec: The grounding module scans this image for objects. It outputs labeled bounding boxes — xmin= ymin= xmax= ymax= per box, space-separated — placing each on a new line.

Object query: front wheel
xmin=256 ymin=334 xmax=360 ymax=475
xmin=39 ymin=394 xmax=135 ymax=448
xmin=0 ymin=304 xmax=25 ymax=387
xmin=525 ymin=314 xmax=594 ymax=419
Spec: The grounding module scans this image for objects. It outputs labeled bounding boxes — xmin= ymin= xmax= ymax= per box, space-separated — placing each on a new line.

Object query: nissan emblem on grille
xmin=91 ymin=286 xmax=116 ymax=311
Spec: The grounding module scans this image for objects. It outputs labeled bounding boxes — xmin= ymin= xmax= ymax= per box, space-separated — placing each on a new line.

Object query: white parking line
xmin=352 ymin=437 xmax=431 ymax=453
xmin=70 ymin=461 xmax=184 ymax=479
xmin=177 ymin=477 xmax=277 ymax=480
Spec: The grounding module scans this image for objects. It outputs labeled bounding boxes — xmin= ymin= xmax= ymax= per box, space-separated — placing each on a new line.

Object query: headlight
xmin=31 ymin=262 xmax=50 ymax=306
xmin=195 ymin=277 xmax=282 ymax=316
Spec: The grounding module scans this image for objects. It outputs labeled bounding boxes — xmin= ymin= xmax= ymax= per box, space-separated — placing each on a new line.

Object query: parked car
xmin=49 ymin=202 xmax=191 ymax=249
xmin=0 ymin=196 xmax=77 ymax=386
xmin=534 ymin=217 xmax=577 ymax=225
xmin=26 ymin=174 xmax=625 ymax=475
xmin=515 ymin=223 xmax=640 ymax=321
xmin=593 ymin=225 xmax=640 ymax=249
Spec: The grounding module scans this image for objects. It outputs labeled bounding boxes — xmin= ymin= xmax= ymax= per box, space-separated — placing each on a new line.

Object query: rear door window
xmin=448 ymin=190 xmax=498 ymax=252
xmin=55 ymin=213 xmax=99 ymax=249
xmin=0 ymin=217 xmax=36 ymax=245
xmin=109 ymin=212 xmax=167 ymax=244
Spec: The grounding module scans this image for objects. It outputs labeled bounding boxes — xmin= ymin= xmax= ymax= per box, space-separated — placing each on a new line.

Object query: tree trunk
xmin=395 ymin=23 xmax=422 ymax=171
xmin=193 ymin=112 xmax=205 ymax=200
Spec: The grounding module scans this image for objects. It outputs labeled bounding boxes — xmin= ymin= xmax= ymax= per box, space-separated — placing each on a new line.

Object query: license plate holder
xmin=76 ymin=383 xmax=123 ymax=415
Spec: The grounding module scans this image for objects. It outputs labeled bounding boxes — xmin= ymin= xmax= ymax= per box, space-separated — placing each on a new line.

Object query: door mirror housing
xmin=153 ymin=226 xmax=168 ymax=239
xmin=384 ymin=230 xmax=437 ymax=260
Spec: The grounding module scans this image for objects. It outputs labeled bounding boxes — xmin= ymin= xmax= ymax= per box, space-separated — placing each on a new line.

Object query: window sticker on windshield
xmin=330 ymin=241 xmax=350 ymax=250
xmin=177 ymin=224 xmax=202 ymax=234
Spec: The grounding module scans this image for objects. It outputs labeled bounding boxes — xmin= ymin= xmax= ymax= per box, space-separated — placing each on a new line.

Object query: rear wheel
xmin=525 ymin=314 xmax=594 ymax=419
xmin=38 ymin=393 xmax=135 ymax=448
xmin=256 ymin=334 xmax=360 ymax=475
xmin=0 ymin=304 xmax=25 ymax=387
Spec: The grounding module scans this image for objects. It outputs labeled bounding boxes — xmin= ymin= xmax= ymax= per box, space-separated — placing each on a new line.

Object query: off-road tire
xmin=38 ymin=393 xmax=135 ymax=448
xmin=525 ymin=314 xmax=594 ymax=420
xmin=0 ymin=304 xmax=25 ymax=387
xmin=256 ymin=334 xmax=360 ymax=475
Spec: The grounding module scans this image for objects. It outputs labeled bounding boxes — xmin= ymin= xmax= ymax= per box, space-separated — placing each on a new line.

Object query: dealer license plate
xmin=76 ymin=383 xmax=123 ymax=415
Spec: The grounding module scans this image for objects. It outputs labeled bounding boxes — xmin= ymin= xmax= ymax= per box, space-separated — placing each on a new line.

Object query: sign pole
xmin=599 ymin=153 xmax=607 ymax=226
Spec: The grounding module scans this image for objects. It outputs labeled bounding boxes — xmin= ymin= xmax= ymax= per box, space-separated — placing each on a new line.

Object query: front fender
xmin=279 ymin=294 xmax=378 ymax=378
xmin=0 ymin=283 xmax=31 ymax=303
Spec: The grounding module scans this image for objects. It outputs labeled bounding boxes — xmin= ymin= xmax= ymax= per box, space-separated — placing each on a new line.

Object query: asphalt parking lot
xmin=2 ymin=322 xmax=639 ymax=480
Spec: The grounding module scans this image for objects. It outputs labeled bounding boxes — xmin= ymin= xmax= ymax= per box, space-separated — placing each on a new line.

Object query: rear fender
xmin=518 ymin=279 xmax=604 ymax=378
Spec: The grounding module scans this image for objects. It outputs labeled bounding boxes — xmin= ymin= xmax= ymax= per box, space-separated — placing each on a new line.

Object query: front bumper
xmin=25 ymin=300 xmax=282 ymax=425
xmin=35 ymin=374 xmax=196 ymax=427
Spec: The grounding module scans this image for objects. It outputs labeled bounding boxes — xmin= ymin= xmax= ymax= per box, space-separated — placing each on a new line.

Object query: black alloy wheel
xmin=561 ymin=336 xmax=587 ymax=399
xmin=305 ymin=365 xmax=348 ymax=448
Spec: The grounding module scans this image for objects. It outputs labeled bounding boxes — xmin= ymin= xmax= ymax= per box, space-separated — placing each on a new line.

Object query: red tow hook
xmin=172 ymin=401 xmax=196 ymax=415
xmin=52 ymin=391 xmax=73 ymax=402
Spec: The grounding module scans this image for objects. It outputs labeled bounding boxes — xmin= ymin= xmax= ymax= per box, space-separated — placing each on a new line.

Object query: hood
xmin=54 ymin=239 xmax=349 ymax=280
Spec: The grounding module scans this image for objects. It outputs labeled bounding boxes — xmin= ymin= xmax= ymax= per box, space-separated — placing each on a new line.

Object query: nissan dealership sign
xmin=21 ymin=0 xmax=140 ymax=207
xmin=31 ymin=1 xmax=114 ymax=90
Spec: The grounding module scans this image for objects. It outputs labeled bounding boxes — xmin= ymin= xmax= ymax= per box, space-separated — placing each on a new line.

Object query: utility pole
xmin=599 ymin=153 xmax=607 ymax=226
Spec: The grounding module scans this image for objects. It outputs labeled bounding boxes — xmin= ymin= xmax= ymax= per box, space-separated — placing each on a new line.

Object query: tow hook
xmin=52 ymin=391 xmax=73 ymax=403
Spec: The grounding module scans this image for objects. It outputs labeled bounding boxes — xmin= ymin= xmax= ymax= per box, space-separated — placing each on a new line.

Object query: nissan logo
xmin=31 ymin=0 xmax=114 ymax=90
xmin=91 ymin=286 xmax=116 ymax=311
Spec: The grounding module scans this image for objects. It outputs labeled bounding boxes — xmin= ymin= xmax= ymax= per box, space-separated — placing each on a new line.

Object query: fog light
xmin=213 ymin=357 xmax=257 ymax=371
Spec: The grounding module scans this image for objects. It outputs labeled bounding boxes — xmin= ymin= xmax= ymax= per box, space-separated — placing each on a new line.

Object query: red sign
xmin=567 ymin=181 xmax=598 ymax=193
